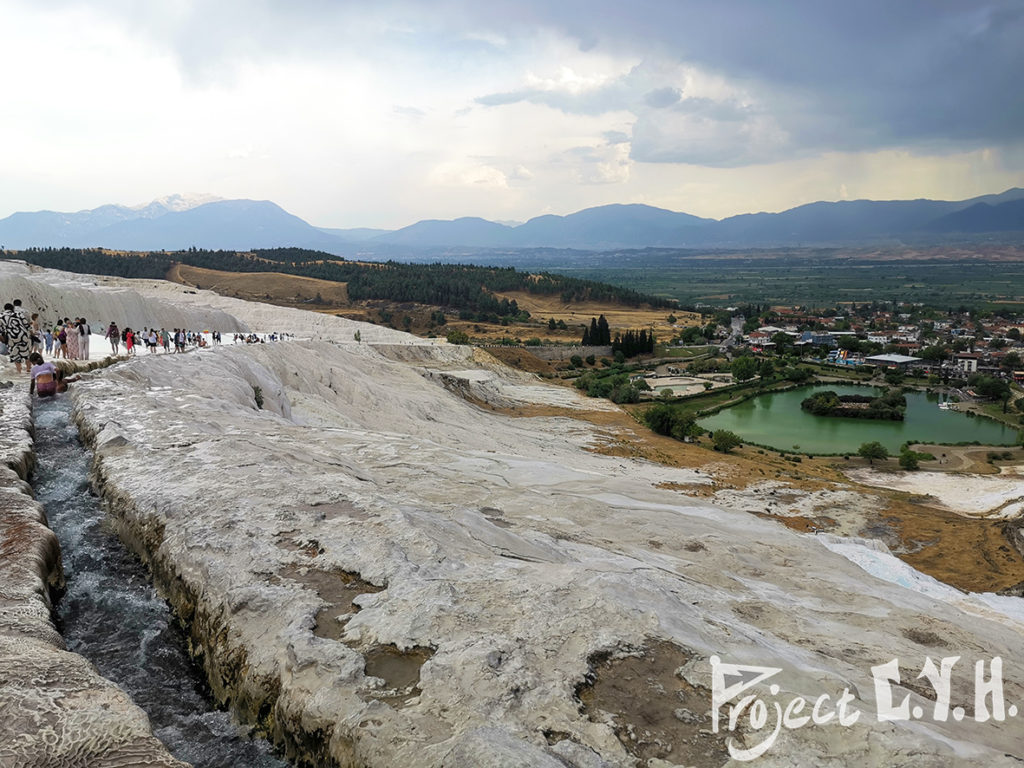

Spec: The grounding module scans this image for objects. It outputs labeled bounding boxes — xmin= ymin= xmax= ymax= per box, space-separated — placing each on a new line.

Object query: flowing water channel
xmin=33 ymin=396 xmax=289 ymax=768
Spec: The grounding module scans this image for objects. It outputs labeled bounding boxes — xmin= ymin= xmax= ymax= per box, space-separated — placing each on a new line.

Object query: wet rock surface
xmin=0 ymin=386 xmax=188 ymax=768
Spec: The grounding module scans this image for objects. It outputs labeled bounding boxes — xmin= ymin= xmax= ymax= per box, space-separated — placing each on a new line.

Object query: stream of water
xmin=33 ymin=396 xmax=289 ymax=768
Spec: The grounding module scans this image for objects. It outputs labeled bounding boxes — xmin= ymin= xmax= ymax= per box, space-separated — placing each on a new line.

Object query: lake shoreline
xmin=698 ymin=383 xmax=1022 ymax=455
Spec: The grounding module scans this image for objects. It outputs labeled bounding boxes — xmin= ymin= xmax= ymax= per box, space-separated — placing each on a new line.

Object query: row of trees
xmin=612 ymin=329 xmax=655 ymax=357
xmin=579 ymin=316 xmax=656 ymax=358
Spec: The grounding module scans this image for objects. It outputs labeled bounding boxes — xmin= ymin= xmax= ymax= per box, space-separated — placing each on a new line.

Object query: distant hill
xmin=316 ymin=226 xmax=393 ymax=242
xmin=2 ymin=188 xmax=1023 ymax=253
xmin=923 ymin=198 xmax=1024 ymax=233
xmin=510 ymin=204 xmax=713 ymax=249
xmin=373 ymin=217 xmax=513 ymax=248
xmin=0 ymin=198 xmax=352 ymax=253
xmin=96 ymin=200 xmax=344 ymax=251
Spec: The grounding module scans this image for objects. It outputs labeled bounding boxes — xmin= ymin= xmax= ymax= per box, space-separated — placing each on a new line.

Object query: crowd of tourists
xmin=0 ymin=300 xmax=91 ymax=396
xmin=102 ymin=325 xmax=223 ymax=356
xmin=0 ymin=298 xmax=287 ymax=399
xmin=0 ymin=300 xmax=89 ymax=374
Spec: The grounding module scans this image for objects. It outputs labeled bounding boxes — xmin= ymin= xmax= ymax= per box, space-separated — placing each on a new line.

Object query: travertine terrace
xmin=2 ymin=262 xmax=1024 ymax=767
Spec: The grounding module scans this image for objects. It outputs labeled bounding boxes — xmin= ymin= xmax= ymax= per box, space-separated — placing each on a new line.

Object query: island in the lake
xmin=801 ymin=388 xmax=907 ymax=420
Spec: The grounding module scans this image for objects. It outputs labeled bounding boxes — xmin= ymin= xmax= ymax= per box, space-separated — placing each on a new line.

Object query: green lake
xmin=697 ymin=384 xmax=1022 ymax=454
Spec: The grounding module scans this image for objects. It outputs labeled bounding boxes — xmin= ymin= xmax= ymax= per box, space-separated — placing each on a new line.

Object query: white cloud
xmin=428 ymin=162 xmax=509 ymax=189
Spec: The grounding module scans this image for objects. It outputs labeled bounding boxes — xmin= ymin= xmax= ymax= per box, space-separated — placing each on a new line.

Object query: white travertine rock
xmin=0 ymin=260 xmax=245 ymax=334
xmin=67 ymin=334 xmax=1024 ymax=767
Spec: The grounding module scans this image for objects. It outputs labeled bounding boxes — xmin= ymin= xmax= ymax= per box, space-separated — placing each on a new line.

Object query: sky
xmin=1 ymin=0 xmax=1023 ymax=229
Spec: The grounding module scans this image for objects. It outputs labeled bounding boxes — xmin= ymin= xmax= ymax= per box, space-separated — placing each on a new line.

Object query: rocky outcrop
xmin=0 ymin=386 xmax=188 ymax=768
xmin=69 ymin=338 xmax=1024 ymax=767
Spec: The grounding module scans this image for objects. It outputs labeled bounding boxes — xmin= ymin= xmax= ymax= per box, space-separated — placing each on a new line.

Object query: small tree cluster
xmin=857 ymin=441 xmax=888 ymax=464
xmin=644 ymin=404 xmax=702 ymax=441
xmin=581 ymin=315 xmax=612 ymax=345
xmin=612 ymin=329 xmax=655 ymax=358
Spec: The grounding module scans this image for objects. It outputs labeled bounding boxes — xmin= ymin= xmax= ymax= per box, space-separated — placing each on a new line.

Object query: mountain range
xmin=1 ymin=189 xmax=1022 ymax=255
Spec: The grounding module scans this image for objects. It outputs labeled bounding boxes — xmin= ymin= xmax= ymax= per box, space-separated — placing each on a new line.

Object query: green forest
xmin=7 ymin=247 xmax=675 ymax=320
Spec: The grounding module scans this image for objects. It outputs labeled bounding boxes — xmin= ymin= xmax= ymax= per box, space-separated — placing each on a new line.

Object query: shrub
xmin=857 ymin=441 xmax=889 ymax=464
xmin=712 ymin=430 xmax=742 ymax=453
xmin=609 ymin=384 xmax=641 ymax=404
xmin=643 ymin=403 xmax=701 ymax=441
xmin=898 ymin=450 xmax=919 ymax=471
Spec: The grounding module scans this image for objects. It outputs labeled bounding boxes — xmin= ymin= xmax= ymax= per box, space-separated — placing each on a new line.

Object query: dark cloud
xmin=465 ymin=0 xmax=1024 ymax=163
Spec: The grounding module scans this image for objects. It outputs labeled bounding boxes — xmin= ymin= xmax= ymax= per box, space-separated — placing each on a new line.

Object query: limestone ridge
xmin=0 ymin=386 xmax=189 ymax=768
xmin=67 ymin=333 xmax=1024 ymax=766
xmin=0 ymin=259 xmax=247 ymax=333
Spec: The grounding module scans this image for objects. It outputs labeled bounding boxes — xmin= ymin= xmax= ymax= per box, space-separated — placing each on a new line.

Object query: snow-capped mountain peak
xmin=129 ymin=193 xmax=224 ymax=218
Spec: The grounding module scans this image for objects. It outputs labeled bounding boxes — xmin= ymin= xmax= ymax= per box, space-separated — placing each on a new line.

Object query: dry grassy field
xmin=168 ymin=264 xmax=351 ymax=307
xmin=494 ymin=290 xmax=700 ymax=333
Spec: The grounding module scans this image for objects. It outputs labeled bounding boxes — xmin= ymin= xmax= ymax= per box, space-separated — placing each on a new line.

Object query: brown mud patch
xmin=757 ymin=512 xmax=838 ymax=534
xmin=577 ymin=642 xmax=728 ymax=767
xmin=360 ymin=645 xmax=434 ymax=707
xmin=278 ymin=565 xmax=384 ymax=640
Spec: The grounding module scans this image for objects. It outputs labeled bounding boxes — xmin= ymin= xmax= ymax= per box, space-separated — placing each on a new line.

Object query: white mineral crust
xmin=2 ymin=264 xmax=1023 ymax=767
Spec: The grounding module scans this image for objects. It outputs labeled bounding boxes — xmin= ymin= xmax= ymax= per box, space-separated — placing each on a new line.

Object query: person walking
xmin=55 ymin=322 xmax=68 ymax=359
xmin=43 ymin=325 xmax=53 ymax=357
xmin=29 ymin=313 xmax=42 ymax=355
xmin=78 ymin=317 xmax=91 ymax=360
xmin=2 ymin=302 xmax=32 ymax=373
xmin=106 ymin=322 xmax=120 ymax=354
xmin=65 ymin=319 xmax=80 ymax=360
